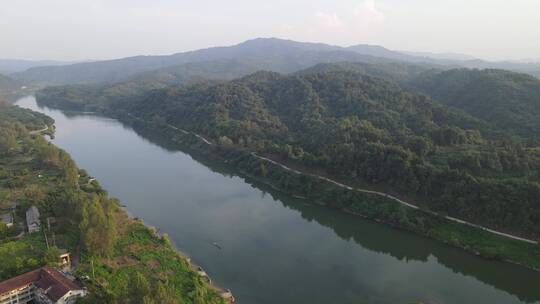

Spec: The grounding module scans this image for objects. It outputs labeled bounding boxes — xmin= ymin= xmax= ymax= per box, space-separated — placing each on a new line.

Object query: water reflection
xmin=17 ymin=96 xmax=540 ymax=304
xmin=127 ymin=118 xmax=540 ymax=303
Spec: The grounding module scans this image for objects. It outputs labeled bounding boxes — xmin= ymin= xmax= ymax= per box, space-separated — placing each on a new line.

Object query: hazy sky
xmin=1 ymin=0 xmax=539 ymax=61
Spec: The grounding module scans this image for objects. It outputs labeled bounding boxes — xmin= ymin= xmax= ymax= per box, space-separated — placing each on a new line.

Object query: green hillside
xmin=412 ymin=69 xmax=540 ymax=141
xmin=37 ymin=70 xmax=540 ymax=240
xmin=0 ymin=74 xmax=19 ymax=95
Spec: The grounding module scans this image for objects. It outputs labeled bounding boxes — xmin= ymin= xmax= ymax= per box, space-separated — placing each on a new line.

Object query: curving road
xmin=130 ymin=113 xmax=539 ymax=245
xmin=251 ymin=153 xmax=538 ymax=244
xmin=29 ymin=125 xmax=48 ymax=135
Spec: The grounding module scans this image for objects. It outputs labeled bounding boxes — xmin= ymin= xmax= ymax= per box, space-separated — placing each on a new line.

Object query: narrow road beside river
xmin=150 ymin=115 xmax=538 ymax=245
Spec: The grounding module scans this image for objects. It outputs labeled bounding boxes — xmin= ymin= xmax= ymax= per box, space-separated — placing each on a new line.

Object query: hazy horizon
xmin=2 ymin=0 xmax=539 ymax=62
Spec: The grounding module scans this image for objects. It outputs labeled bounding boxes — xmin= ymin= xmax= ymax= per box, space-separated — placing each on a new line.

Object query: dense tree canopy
xmin=37 ymin=68 xmax=540 ymax=240
xmin=411 ymin=68 xmax=540 ymax=141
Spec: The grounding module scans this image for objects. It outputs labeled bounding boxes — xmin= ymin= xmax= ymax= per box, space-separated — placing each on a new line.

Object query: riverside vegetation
xmin=35 ymin=65 xmax=540 ymax=270
xmin=0 ymin=100 xmax=225 ymax=304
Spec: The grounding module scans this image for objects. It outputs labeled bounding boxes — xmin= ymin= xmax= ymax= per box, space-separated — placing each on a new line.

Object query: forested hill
xmin=298 ymin=64 xmax=540 ymax=142
xmin=32 ymin=59 xmax=283 ymax=110
xmin=0 ymin=74 xmax=19 ymax=95
xmin=33 ymin=60 xmax=437 ymax=112
xmin=13 ymin=38 xmax=540 ymax=87
xmin=37 ymin=70 xmax=540 ymax=240
xmin=0 ymin=74 xmax=35 ymax=100
xmin=126 ymin=70 xmax=492 ymax=144
xmin=14 ymin=38 xmax=390 ymax=85
xmin=0 ymin=98 xmax=53 ymax=130
xmin=411 ymin=69 xmax=540 ymax=141
xmin=297 ymin=61 xmax=441 ymax=85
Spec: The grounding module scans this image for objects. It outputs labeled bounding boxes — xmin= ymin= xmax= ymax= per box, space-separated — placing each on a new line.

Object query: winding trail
xmin=166 ymin=123 xmax=212 ymax=145
xmin=29 ymin=125 xmax=48 ymax=135
xmin=251 ymin=153 xmax=538 ymax=244
xmin=128 ymin=113 xmax=539 ymax=245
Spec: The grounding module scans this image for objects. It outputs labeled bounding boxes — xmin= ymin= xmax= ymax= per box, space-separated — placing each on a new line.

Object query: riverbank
xmin=56 ymin=146 xmax=233 ymax=303
xmin=79 ymin=213 xmax=233 ymax=303
xmin=18 ymin=95 xmax=540 ymax=303
xmin=115 ymin=113 xmax=540 ymax=271
xmin=0 ymin=103 xmax=230 ymax=304
xmin=132 ymin=219 xmax=235 ymax=302
xmin=126 ymin=112 xmax=538 ymax=245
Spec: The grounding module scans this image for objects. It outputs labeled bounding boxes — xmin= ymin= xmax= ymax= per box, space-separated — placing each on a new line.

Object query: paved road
xmin=167 ymin=123 xmax=212 ymax=145
xmin=128 ymin=113 xmax=213 ymax=145
xmin=251 ymin=153 xmax=538 ymax=244
xmin=141 ymin=114 xmax=539 ymax=245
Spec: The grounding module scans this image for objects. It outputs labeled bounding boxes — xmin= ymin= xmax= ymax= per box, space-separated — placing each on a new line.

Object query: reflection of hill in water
xmin=281 ymin=193 xmax=540 ymax=303
xmin=97 ymin=118 xmax=540 ymax=303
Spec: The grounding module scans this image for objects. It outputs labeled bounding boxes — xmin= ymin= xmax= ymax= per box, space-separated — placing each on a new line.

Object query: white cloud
xmin=354 ymin=0 xmax=385 ymax=24
xmin=305 ymin=1 xmax=385 ymax=45
xmin=279 ymin=23 xmax=295 ymax=32
xmin=315 ymin=12 xmax=345 ymax=29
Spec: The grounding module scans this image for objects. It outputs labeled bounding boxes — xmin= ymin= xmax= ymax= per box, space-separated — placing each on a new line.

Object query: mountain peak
xmin=237 ymin=37 xmax=340 ymax=51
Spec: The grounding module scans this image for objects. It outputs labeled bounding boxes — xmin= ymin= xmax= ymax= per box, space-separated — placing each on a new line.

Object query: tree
xmin=129 ymin=272 xmax=151 ymax=304
xmin=36 ymin=141 xmax=60 ymax=166
xmin=80 ymin=194 xmax=117 ymax=257
xmin=153 ymin=282 xmax=179 ymax=304
xmin=218 ymin=136 xmax=233 ymax=146
xmin=63 ymin=162 xmax=79 ymax=188
xmin=24 ymin=185 xmax=46 ymax=203
xmin=0 ymin=222 xmax=8 ymax=240
xmin=0 ymin=242 xmax=40 ymax=280
xmin=142 ymin=296 xmax=156 ymax=304
xmin=0 ymin=129 xmax=18 ymax=155
xmin=44 ymin=246 xmax=61 ymax=266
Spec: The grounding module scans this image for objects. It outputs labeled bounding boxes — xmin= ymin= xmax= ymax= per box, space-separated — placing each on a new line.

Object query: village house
xmin=25 ymin=206 xmax=40 ymax=233
xmin=57 ymin=250 xmax=71 ymax=272
xmin=0 ymin=213 xmax=13 ymax=228
xmin=0 ymin=266 xmax=86 ymax=304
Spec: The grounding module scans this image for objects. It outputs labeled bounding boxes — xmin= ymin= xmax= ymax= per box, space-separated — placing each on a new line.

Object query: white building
xmin=0 ymin=213 xmax=13 ymax=228
xmin=0 ymin=266 xmax=86 ymax=304
xmin=25 ymin=206 xmax=40 ymax=233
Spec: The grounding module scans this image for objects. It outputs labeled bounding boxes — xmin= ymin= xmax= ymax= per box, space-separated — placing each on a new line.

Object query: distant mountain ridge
xmin=12 ymin=38 xmax=540 ymax=86
xmin=0 ymin=74 xmax=18 ymax=90
xmin=0 ymin=73 xmax=20 ymax=97
xmin=0 ymin=59 xmax=78 ymax=74
xmin=35 ymin=57 xmax=540 ymax=142
xmin=13 ymin=38 xmax=388 ymax=85
xmin=402 ymin=51 xmax=478 ymax=61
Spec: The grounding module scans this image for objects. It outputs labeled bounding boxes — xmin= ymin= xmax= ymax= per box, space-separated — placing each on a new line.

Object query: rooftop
xmin=0 ymin=268 xmax=40 ymax=295
xmin=35 ymin=267 xmax=81 ymax=302
xmin=0 ymin=213 xmax=12 ymax=224
xmin=0 ymin=266 xmax=83 ymax=302
xmin=26 ymin=206 xmax=40 ymax=225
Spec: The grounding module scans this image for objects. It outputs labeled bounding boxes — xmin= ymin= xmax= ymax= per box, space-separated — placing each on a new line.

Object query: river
xmin=15 ymin=96 xmax=540 ymax=304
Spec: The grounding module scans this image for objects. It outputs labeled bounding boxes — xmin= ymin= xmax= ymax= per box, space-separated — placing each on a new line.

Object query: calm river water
xmin=16 ymin=96 xmax=540 ymax=304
